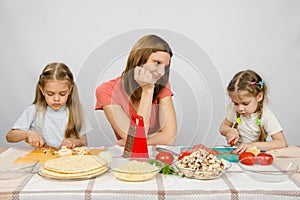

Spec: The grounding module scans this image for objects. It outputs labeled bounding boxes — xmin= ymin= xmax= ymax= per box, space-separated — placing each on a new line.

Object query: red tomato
xmin=193 ymin=144 xmax=211 ymax=152
xmin=155 ymin=151 xmax=174 ymax=165
xmin=257 ymin=153 xmax=273 ymax=165
xmin=238 ymin=152 xmax=256 ymax=165
xmin=178 ymin=151 xmax=192 ymax=160
xmin=209 ymin=150 xmax=220 ymax=155
xmin=230 ymin=151 xmax=238 ymax=154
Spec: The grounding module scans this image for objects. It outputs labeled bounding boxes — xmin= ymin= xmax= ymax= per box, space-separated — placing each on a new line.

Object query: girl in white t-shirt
xmin=6 ymin=62 xmax=92 ymax=148
xmin=219 ymin=69 xmax=287 ymax=153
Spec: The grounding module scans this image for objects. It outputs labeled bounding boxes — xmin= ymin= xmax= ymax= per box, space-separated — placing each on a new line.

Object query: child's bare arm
xmin=6 ymin=129 xmax=45 ymax=147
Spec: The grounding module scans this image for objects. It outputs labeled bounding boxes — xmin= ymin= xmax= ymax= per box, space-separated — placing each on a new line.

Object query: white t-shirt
xmin=225 ymin=103 xmax=283 ymax=143
xmin=12 ymin=104 xmax=92 ymax=148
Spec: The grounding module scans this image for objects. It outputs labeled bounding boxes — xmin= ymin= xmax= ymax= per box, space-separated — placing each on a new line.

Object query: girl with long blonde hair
xmin=6 ymin=62 xmax=92 ymax=148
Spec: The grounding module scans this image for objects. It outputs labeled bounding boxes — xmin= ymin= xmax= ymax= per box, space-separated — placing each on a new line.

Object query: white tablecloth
xmin=0 ymin=146 xmax=299 ymax=200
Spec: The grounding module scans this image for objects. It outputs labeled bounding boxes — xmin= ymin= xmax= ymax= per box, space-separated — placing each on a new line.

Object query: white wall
xmin=1 ymin=0 xmax=299 ymax=148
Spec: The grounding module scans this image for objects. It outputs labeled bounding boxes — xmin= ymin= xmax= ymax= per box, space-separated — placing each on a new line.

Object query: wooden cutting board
xmin=17 ymin=147 xmax=104 ymax=164
xmin=25 ymin=149 xmax=58 ymax=164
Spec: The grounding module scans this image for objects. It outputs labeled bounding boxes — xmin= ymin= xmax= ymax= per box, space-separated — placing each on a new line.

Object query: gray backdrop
xmin=1 ymin=0 xmax=299 ymax=148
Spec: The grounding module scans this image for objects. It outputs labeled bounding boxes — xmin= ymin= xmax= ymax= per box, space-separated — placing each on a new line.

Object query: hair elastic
xmin=236 ymin=117 xmax=241 ymax=124
xmin=256 ymin=118 xmax=261 ymax=126
xmin=249 ymin=81 xmax=256 ymax=86
xmin=236 ymin=116 xmax=260 ymax=126
xmin=258 ymin=80 xmax=264 ymax=88
xmin=228 ymin=81 xmax=233 ymax=86
xmin=249 ymin=80 xmax=264 ymax=88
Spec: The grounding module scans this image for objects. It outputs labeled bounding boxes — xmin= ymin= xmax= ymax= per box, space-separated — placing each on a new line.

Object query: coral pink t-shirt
xmin=95 ymin=76 xmax=173 ymax=139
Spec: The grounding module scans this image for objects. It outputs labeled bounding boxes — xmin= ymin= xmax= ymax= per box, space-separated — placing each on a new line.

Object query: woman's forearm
xmin=136 ymin=88 xmax=154 ymax=134
xmin=147 ymin=130 xmax=177 ymax=145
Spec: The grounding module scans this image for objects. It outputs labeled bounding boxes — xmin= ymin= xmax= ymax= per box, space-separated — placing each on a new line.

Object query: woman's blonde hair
xmin=122 ymin=34 xmax=173 ymax=104
xmin=227 ymin=69 xmax=268 ymax=141
xmin=33 ymin=62 xmax=84 ymax=139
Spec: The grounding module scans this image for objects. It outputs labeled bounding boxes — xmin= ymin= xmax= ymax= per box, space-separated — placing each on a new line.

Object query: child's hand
xmin=226 ymin=129 xmax=239 ymax=146
xmin=61 ymin=138 xmax=77 ymax=149
xmin=27 ymin=130 xmax=45 ymax=148
xmin=233 ymin=143 xmax=253 ymax=154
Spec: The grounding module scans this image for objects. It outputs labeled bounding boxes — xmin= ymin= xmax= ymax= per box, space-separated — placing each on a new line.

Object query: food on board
xmin=57 ymin=146 xmax=73 ymax=157
xmin=72 ymin=146 xmax=91 ymax=155
xmin=193 ymin=144 xmax=212 ymax=152
xmin=209 ymin=150 xmax=220 ymax=155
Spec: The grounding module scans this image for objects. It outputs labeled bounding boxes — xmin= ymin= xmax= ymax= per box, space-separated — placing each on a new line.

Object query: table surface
xmin=0 ymin=148 xmax=7 ymax=154
xmin=1 ymin=146 xmax=300 ymax=200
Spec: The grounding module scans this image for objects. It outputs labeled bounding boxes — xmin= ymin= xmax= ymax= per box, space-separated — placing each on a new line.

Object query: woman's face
xmin=142 ymin=51 xmax=170 ymax=82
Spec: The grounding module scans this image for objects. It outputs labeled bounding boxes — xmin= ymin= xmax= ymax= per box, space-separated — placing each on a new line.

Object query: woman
xmin=95 ymin=34 xmax=177 ymax=146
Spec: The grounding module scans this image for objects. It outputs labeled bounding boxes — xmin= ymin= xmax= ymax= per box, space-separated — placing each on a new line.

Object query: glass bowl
xmin=238 ymin=157 xmax=298 ymax=182
xmin=110 ymin=157 xmax=163 ymax=182
xmin=175 ymin=159 xmax=231 ymax=180
xmin=0 ymin=156 xmax=39 ymax=180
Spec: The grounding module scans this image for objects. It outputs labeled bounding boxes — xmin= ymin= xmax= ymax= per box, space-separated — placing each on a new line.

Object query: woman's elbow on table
xmin=147 ymin=130 xmax=177 ymax=146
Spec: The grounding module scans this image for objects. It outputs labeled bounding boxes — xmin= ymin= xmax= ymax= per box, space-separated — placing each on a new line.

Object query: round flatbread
xmin=43 ymin=155 xmax=105 ymax=173
xmin=39 ymin=165 xmax=108 ymax=179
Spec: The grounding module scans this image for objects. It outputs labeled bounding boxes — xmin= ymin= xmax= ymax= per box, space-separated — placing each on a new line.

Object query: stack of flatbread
xmin=39 ymin=155 xmax=108 ymax=179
